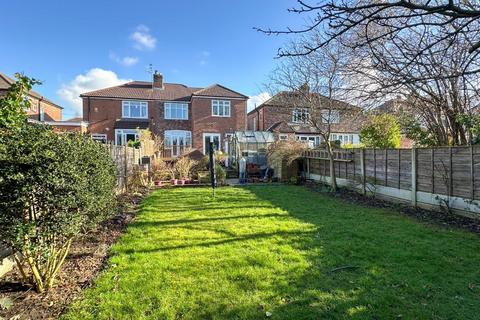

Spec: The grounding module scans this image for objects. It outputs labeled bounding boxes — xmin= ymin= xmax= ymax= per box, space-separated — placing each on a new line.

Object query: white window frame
xmin=115 ymin=129 xmax=139 ymax=145
xmin=321 ymin=110 xmax=340 ymax=124
xmin=211 ymin=100 xmax=231 ymax=117
xmin=295 ymin=135 xmax=321 ymax=147
xmin=122 ymin=100 xmax=148 ymax=119
xmin=292 ymin=108 xmax=310 ymax=124
xmin=203 ymin=133 xmax=221 ymax=154
xmin=164 ymin=102 xmax=189 ymax=120
xmin=164 ymin=130 xmax=192 ymax=147
xmin=91 ymin=133 xmax=107 ymax=143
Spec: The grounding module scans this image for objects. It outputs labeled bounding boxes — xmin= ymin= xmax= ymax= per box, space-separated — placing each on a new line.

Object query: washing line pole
xmin=209 ymin=141 xmax=217 ymax=198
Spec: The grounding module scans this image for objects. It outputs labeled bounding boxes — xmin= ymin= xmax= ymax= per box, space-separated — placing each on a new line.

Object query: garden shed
xmin=229 ymin=131 xmax=275 ymax=167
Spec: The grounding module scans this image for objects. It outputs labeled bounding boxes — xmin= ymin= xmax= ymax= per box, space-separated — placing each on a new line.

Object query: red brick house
xmin=0 ymin=72 xmax=63 ymax=122
xmin=81 ymin=72 xmax=247 ymax=155
xmin=247 ymin=90 xmax=364 ymax=147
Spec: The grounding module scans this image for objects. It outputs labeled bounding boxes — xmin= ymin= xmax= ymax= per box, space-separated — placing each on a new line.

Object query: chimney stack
xmin=153 ymin=70 xmax=163 ymax=89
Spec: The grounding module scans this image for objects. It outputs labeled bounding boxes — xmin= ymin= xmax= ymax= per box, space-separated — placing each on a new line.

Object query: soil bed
xmin=0 ymin=193 xmax=143 ymax=320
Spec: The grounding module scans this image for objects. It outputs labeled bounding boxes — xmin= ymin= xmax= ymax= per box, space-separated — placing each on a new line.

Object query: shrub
xmin=0 ymin=124 xmax=117 ymax=292
xmin=0 ymin=73 xmax=40 ymax=131
xmin=360 ymin=114 xmax=401 ymax=148
xmin=175 ymin=157 xmax=197 ymax=180
xmin=151 ymin=158 xmax=170 ymax=181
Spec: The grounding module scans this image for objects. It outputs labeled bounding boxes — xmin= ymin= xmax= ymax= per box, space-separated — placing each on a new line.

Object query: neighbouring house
xmin=0 ymin=72 xmax=63 ymax=122
xmin=247 ymin=89 xmax=364 ymax=147
xmin=80 ymin=71 xmax=248 ymax=156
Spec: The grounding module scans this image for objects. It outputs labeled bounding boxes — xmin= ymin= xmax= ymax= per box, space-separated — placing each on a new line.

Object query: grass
xmin=63 ymin=186 xmax=480 ymax=319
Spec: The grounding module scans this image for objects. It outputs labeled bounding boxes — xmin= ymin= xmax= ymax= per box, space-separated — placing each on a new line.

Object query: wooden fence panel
xmin=305 ymin=145 xmax=480 ymax=210
xmin=451 ymin=147 xmax=472 ymax=198
xmin=473 ymin=146 xmax=480 ymax=200
xmin=417 ymin=148 xmax=434 ymax=193
xmin=432 ymin=147 xmax=450 ymax=196
xmin=399 ymin=149 xmax=412 ymax=190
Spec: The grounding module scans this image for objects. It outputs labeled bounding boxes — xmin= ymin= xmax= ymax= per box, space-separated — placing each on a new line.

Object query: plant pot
xmin=171 ymin=179 xmax=178 ymax=185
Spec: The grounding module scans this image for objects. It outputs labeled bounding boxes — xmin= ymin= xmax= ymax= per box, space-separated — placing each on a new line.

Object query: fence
xmin=105 ymin=143 xmax=149 ymax=192
xmin=304 ymin=146 xmax=480 ymax=216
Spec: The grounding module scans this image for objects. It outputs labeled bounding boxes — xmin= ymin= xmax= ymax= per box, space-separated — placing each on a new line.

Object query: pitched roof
xmin=81 ymin=81 xmax=247 ymax=100
xmin=248 ymin=91 xmax=360 ymax=115
xmin=193 ymin=84 xmax=248 ymax=99
xmin=0 ymin=72 xmax=63 ymax=109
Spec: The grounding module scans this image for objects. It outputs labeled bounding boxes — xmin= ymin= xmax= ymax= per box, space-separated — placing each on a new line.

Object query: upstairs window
xmin=122 ymin=101 xmax=148 ymax=119
xmin=292 ymin=108 xmax=310 ymax=123
xmin=321 ymin=110 xmax=340 ymax=124
xmin=212 ymin=100 xmax=231 ymax=117
xmin=165 ymin=102 xmax=188 ymax=120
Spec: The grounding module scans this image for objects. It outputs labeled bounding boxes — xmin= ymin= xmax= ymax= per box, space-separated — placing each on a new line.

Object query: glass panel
xmin=126 ymin=133 xmax=136 ymax=143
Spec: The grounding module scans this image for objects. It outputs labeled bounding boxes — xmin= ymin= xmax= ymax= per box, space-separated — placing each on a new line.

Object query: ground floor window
xmin=295 ymin=135 xmax=321 ymax=147
xmin=330 ymin=133 xmax=359 ymax=145
xmin=279 ymin=134 xmax=288 ymax=140
xmin=115 ymin=129 xmax=139 ymax=145
xmin=91 ymin=133 xmax=107 ymax=144
xmin=203 ymin=133 xmax=221 ymax=154
xmin=164 ymin=130 xmax=192 ymax=157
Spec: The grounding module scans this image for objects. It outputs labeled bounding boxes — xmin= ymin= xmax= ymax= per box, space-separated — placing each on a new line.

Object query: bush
xmin=360 ymin=114 xmax=401 ymax=148
xmin=151 ymin=158 xmax=170 ymax=181
xmin=174 ymin=157 xmax=197 ymax=179
xmin=0 ymin=124 xmax=117 ymax=292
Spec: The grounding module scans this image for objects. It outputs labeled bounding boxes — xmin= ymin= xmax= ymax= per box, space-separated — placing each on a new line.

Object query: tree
xmin=257 ymin=1 xmax=480 ymax=66
xmin=0 ymin=73 xmax=40 ymax=130
xmin=267 ymin=38 xmax=363 ymax=191
xmin=352 ymin=14 xmax=480 ymax=146
xmin=0 ymin=125 xmax=117 ymax=292
xmin=360 ymin=114 xmax=401 ymax=148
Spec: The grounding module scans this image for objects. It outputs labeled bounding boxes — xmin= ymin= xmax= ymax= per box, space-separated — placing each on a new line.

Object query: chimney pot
xmin=153 ymin=71 xmax=163 ymax=89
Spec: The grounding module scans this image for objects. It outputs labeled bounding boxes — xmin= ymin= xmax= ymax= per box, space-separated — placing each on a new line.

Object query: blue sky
xmin=0 ymin=1 xmax=307 ymax=119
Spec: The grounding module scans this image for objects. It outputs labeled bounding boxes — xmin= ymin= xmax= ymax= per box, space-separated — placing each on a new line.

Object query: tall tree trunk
xmin=326 ymin=141 xmax=337 ymax=191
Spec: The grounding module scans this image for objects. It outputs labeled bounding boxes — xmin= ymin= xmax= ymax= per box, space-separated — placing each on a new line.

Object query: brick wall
xmin=83 ymin=96 xmax=247 ymax=153
xmin=191 ymin=97 xmax=246 ymax=152
xmin=26 ymin=98 xmax=62 ymax=121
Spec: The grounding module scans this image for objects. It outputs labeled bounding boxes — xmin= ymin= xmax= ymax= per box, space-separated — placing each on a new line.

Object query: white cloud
xmin=199 ymin=50 xmax=211 ymax=66
xmin=57 ymin=68 xmax=131 ymax=115
xmin=247 ymin=92 xmax=271 ymax=112
xmin=109 ymin=52 xmax=139 ymax=67
xmin=130 ymin=25 xmax=157 ymax=50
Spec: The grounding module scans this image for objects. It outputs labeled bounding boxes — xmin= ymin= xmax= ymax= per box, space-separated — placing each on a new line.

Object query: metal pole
xmin=209 ymin=141 xmax=217 ymax=197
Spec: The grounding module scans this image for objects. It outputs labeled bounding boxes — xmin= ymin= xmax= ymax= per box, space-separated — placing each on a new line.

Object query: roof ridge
xmin=193 ymin=83 xmax=248 ymax=98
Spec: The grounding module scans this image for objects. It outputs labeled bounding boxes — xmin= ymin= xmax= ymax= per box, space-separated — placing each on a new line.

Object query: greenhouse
xmin=228 ymin=131 xmax=276 ymax=168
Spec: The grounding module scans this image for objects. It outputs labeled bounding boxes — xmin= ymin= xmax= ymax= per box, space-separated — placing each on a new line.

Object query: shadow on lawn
xmin=239 ymin=185 xmax=480 ymax=319
xmin=129 ymin=212 xmax=288 ymax=227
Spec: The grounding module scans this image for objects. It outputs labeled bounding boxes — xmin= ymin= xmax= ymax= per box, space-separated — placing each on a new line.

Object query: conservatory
xmin=228 ymin=131 xmax=276 ymax=168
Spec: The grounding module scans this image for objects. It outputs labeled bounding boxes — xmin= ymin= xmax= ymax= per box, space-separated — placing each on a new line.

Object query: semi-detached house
xmin=81 ymin=72 xmax=248 ymax=156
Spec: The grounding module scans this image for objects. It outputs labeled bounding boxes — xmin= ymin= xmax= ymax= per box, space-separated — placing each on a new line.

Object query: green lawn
xmin=63 ymin=186 xmax=480 ymax=319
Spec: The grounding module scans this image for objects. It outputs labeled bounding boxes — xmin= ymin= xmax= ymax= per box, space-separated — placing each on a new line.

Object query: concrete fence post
xmin=411 ymin=147 xmax=417 ymax=206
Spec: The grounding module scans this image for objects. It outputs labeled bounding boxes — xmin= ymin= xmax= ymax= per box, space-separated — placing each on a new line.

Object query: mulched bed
xmin=305 ymin=181 xmax=480 ymax=234
xmin=0 ymin=192 xmax=145 ymax=320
